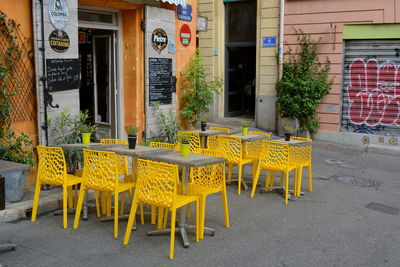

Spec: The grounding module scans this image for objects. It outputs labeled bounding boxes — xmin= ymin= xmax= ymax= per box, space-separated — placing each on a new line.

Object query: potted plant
xmin=125 ymin=125 xmax=139 ymax=149
xmin=241 ymin=120 xmax=250 ymax=136
xmin=281 ymin=118 xmax=295 ymax=141
xmin=179 ymin=135 xmax=190 ymax=157
xmin=200 ymin=115 xmax=207 ymax=131
xmin=79 ymin=124 xmax=92 ymax=145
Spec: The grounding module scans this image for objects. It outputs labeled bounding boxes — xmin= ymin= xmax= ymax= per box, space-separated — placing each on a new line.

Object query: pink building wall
xmin=284 ymin=0 xmax=400 ymax=132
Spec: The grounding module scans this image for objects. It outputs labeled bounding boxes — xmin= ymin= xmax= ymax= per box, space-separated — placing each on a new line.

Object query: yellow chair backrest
xmin=100 ymin=139 xmax=128 ymax=175
xmin=218 ymin=135 xmax=243 ymax=165
xmin=209 ymin=126 xmax=230 ymax=133
xmin=289 ymin=136 xmax=312 ymax=165
xmin=177 ymin=131 xmax=201 ymax=153
xmin=190 ymin=162 xmax=225 ymax=191
xmin=36 ymin=146 xmax=67 ymax=186
xmin=135 ymin=159 xmax=179 ymax=208
xmin=259 ymin=141 xmax=290 ymax=172
xmin=248 ymin=131 xmax=271 ymax=139
xmin=82 ymin=149 xmax=119 ymax=192
xmin=149 ymin=142 xmax=177 ymax=150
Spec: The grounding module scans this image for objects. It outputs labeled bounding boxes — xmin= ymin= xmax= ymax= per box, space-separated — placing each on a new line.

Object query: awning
xmin=160 ymin=0 xmax=186 ymax=6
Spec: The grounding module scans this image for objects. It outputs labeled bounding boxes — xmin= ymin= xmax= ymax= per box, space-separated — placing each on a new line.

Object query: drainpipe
xmin=278 ymin=0 xmax=285 ymax=80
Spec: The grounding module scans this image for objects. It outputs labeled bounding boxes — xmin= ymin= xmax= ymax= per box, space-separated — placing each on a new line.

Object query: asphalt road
xmin=1 ymin=141 xmax=400 ymax=266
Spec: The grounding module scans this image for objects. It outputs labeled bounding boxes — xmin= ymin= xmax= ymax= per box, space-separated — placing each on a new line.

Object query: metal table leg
xmin=0 ymin=243 xmax=16 ymax=252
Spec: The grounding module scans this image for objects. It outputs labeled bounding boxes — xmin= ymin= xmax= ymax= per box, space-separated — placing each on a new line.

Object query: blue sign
xmin=177 ymin=4 xmax=192 ymax=22
xmin=262 ymin=37 xmax=277 ymax=47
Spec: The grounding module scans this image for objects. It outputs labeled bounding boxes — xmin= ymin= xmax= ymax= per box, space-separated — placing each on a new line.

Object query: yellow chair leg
xmin=293 ymin=169 xmax=298 ymax=197
xmin=308 ymin=163 xmax=313 ymax=192
xmin=195 ymin=200 xmax=199 ymax=243
xmin=297 ymin=167 xmax=303 ymax=197
xmin=114 ymin=192 xmax=119 ymax=238
xmin=285 ymin=172 xmax=289 ymax=205
xmin=200 ymin=196 xmax=206 ymax=239
xmin=250 ymin=165 xmax=261 ymax=198
xmin=31 ymin=181 xmax=41 ymax=222
xmin=120 ymin=192 xmax=126 ymax=216
xmin=269 ymin=172 xmax=276 ymax=190
xmin=101 ymin=192 xmax=107 ymax=215
xmin=151 ymin=205 xmax=156 ymax=224
xmin=62 ymin=186 xmax=68 ymax=229
xmin=169 ymin=208 xmax=177 ymax=260
xmin=186 ymin=203 xmax=191 ymax=219
xmin=73 ymin=185 xmax=78 ymax=207
xmin=265 ymin=171 xmax=271 ymax=191
xmin=237 ymin=165 xmax=243 ymax=195
xmin=67 ymin=186 xmax=73 ymax=209
xmin=140 ymin=203 xmax=145 ymax=225
xmin=163 ymin=208 xmax=169 ymax=229
xmin=94 ymin=191 xmax=101 ymax=218
xmin=221 ymin=187 xmax=230 ymax=228
xmin=106 ymin=192 xmax=112 ymax=217
xmin=73 ymin=188 xmax=86 ymax=229
xmin=123 ymin=197 xmax=138 ymax=245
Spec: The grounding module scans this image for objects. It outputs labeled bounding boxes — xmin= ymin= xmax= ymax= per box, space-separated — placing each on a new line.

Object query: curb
xmin=367 ymin=144 xmax=400 ymax=157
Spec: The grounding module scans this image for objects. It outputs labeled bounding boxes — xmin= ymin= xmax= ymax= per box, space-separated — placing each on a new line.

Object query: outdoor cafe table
xmin=138 ymin=150 xmax=227 ymax=248
xmin=185 ymin=129 xmax=226 ymax=148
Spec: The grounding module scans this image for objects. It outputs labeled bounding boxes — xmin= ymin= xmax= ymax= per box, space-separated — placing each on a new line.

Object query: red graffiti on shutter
xmin=347 ymin=59 xmax=400 ymax=126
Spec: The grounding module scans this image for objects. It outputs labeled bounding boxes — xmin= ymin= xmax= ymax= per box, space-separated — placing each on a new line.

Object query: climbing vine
xmin=0 ymin=11 xmax=34 ymax=165
xmin=276 ymin=30 xmax=332 ymax=135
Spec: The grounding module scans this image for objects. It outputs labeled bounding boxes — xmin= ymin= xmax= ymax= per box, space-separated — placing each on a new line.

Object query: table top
xmin=269 ymin=137 xmax=313 ymax=146
xmin=138 ymin=151 xmax=227 ymax=168
xmin=97 ymin=145 xmax=166 ymax=157
xmin=54 ymin=143 xmax=120 ymax=150
xmin=227 ymin=133 xmax=269 ymax=142
xmin=185 ymin=129 xmax=226 ymax=136
xmin=0 ymin=160 xmax=30 ymax=175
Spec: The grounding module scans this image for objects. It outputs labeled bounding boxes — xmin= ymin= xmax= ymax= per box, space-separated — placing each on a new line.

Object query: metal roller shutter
xmin=341 ymin=39 xmax=400 ymax=135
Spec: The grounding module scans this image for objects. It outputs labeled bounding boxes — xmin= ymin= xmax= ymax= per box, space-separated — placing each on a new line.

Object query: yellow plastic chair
xmin=177 ymin=131 xmax=201 ymax=153
xmin=149 ymin=142 xmax=177 ymax=150
xmin=250 ymin=141 xmax=298 ymax=204
xmin=290 ymin=136 xmax=313 ymax=196
xmin=100 ymin=138 xmax=132 ymax=216
xmin=208 ymin=126 xmax=231 ymax=133
xmin=244 ymin=131 xmax=271 ymax=160
xmin=73 ymin=149 xmax=135 ymax=238
xmin=123 ymin=159 xmax=200 ymax=260
xmin=218 ymin=135 xmax=255 ymax=195
xmin=31 ymin=146 xmax=82 ymax=228
xmin=188 ymin=160 xmax=229 ymax=239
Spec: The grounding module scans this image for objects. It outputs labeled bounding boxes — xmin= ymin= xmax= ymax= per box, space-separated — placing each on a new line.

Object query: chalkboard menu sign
xmin=46 ymin=58 xmax=80 ymax=91
xmin=149 ymin=57 xmax=172 ymax=105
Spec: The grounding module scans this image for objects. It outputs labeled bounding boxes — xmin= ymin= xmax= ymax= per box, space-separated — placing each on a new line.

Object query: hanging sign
xmin=180 ymin=24 xmax=191 ymax=46
xmin=49 ymin=30 xmax=70 ymax=53
xmin=48 ymin=0 xmax=69 ymax=31
xmin=177 ymin=4 xmax=192 ymax=22
xmin=152 ymin=28 xmax=168 ymax=53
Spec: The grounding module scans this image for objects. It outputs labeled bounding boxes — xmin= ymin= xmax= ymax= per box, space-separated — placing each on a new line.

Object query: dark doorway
xmin=78 ymin=28 xmax=117 ymax=139
xmin=225 ymin=0 xmax=257 ymax=118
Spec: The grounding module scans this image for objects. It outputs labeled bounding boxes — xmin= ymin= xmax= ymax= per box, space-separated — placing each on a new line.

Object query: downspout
xmin=278 ymin=0 xmax=285 ymax=80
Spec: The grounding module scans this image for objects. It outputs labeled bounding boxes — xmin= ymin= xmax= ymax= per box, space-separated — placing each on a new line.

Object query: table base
xmin=0 ymin=243 xmax=16 ymax=252
xmin=260 ymin=186 xmax=305 ymax=199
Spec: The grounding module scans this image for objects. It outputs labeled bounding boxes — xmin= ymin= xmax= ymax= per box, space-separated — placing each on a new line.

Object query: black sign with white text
xmin=149 ymin=57 xmax=172 ymax=105
xmin=46 ymin=58 xmax=80 ymax=91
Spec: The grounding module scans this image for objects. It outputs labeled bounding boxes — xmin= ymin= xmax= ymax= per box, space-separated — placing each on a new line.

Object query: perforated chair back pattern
xmin=149 ymin=142 xmax=177 ymax=150
xmin=135 ymin=159 xmax=179 ymax=208
xmin=82 ymin=149 xmax=119 ymax=192
xmin=189 ymin=162 xmax=225 ymax=192
xmin=218 ymin=135 xmax=243 ymax=165
xmin=244 ymin=132 xmax=271 ymax=160
xmin=208 ymin=126 xmax=230 ymax=133
xmin=259 ymin=141 xmax=290 ymax=172
xmin=289 ymin=136 xmax=312 ymax=166
xmin=177 ymin=131 xmax=201 ymax=153
xmin=100 ymin=139 xmax=129 ymax=175
xmin=36 ymin=146 xmax=67 ymax=186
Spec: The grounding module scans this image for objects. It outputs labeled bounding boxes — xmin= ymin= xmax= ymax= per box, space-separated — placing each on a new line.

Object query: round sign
xmin=48 ymin=0 xmax=69 ymax=31
xmin=180 ymin=24 xmax=191 ymax=46
xmin=49 ymin=30 xmax=70 ymax=53
xmin=152 ymin=28 xmax=168 ymax=53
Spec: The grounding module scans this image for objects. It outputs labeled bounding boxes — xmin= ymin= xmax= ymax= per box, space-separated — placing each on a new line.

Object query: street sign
xmin=177 ymin=4 xmax=192 ymax=22
xmin=180 ymin=24 xmax=191 ymax=46
xmin=262 ymin=37 xmax=277 ymax=47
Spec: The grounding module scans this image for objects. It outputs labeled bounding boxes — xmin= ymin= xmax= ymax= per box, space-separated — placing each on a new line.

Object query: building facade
xmin=198 ymin=0 xmax=400 ymax=146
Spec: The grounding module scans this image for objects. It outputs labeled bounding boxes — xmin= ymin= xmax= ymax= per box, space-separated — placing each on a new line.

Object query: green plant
xmin=79 ymin=124 xmax=91 ymax=134
xmin=241 ymin=120 xmax=250 ymax=128
xmin=180 ymin=49 xmax=222 ymax=127
xmin=149 ymin=103 xmax=180 ymax=144
xmin=0 ymin=12 xmax=34 ymax=166
xmin=125 ymin=125 xmax=139 ymax=136
xmin=179 ymin=134 xmax=190 ymax=144
xmin=200 ymin=114 xmax=207 ymax=122
xmin=276 ymin=29 xmax=332 ymax=135
xmin=281 ymin=118 xmax=295 ymax=133
xmin=49 ymin=109 xmax=96 ymax=172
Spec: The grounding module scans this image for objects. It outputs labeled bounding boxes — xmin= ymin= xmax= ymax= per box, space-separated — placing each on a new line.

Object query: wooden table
xmin=186 ymin=129 xmax=226 ymax=148
xmin=138 ymin=151 xmax=227 ymax=248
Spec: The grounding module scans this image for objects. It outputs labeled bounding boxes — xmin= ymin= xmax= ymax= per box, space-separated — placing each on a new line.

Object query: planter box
xmin=0 ymin=160 xmax=30 ymax=205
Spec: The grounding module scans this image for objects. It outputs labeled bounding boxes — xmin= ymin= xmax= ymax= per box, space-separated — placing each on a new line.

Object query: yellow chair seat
xmin=65 ymin=174 xmax=83 ymax=186
xmin=174 ymin=194 xmax=199 ymax=208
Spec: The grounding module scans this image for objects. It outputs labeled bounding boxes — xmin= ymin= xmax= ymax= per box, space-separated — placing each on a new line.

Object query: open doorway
xmin=78 ymin=28 xmax=117 ymax=139
xmin=225 ymin=0 xmax=257 ymax=118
